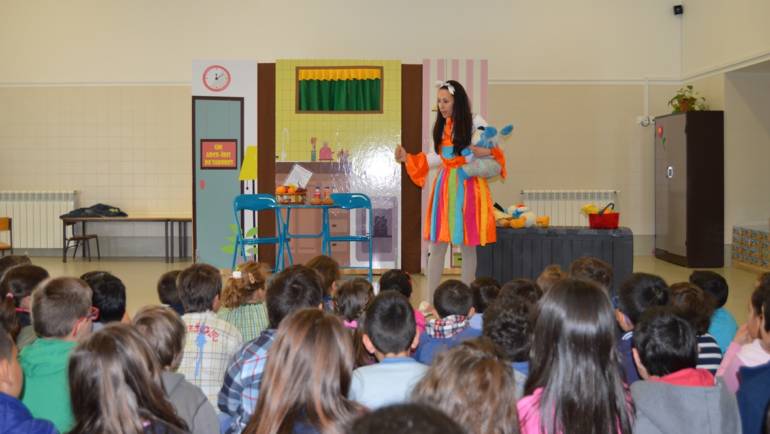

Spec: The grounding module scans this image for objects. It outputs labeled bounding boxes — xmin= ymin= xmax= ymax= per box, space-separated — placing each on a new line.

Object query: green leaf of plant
xmin=246 ymin=227 xmax=258 ymax=237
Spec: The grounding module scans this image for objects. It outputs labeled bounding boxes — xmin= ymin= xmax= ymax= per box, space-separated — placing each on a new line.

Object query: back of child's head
xmin=266 ymin=265 xmax=324 ymax=328
xmin=570 ymin=256 xmax=613 ymax=293
xmin=0 ymin=264 xmax=49 ymax=307
xmin=0 ymin=255 xmax=31 ymax=280
xmin=751 ymin=282 xmax=770 ymax=319
xmin=634 ymin=307 xmax=698 ymax=377
xmin=348 ymin=403 xmax=465 ymax=434
xmin=483 ymin=298 xmax=534 ymax=363
xmin=81 ymin=271 xmax=126 ymax=323
xmin=335 ymin=278 xmax=373 ymax=322
xmin=364 ymin=290 xmax=416 ymax=355
xmin=378 ymin=269 xmax=412 ymax=299
xmin=156 ymin=270 xmax=182 ymax=312
xmin=433 ymin=279 xmax=473 ymax=318
xmin=470 ymin=276 xmax=500 ymax=314
xmin=536 ymin=264 xmax=567 ymax=293
xmin=31 ymin=277 xmax=92 ymax=338
xmin=412 ymin=338 xmax=519 ymax=434
xmin=305 ymin=255 xmax=340 ymax=297
xmin=132 ymin=305 xmax=186 ymax=370
xmin=689 ymin=270 xmax=729 ymax=308
xmin=498 ymin=278 xmax=543 ymax=305
xmin=617 ymin=272 xmax=670 ymax=326
xmin=759 ymin=272 xmax=770 ymax=290
xmin=221 ymin=261 xmax=268 ymax=309
xmin=669 ymin=282 xmax=715 ymax=335
xmin=68 ymin=323 xmax=187 ymax=434
xmin=176 ymin=263 xmax=222 ymax=313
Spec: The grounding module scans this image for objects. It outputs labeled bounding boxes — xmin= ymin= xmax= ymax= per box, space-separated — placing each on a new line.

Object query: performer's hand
xmin=394 ymin=145 xmax=407 ymax=163
xmin=469 ymin=145 xmax=492 ymax=157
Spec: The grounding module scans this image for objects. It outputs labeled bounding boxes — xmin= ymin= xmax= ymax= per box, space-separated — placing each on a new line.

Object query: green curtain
xmin=298 ymin=79 xmax=381 ymax=111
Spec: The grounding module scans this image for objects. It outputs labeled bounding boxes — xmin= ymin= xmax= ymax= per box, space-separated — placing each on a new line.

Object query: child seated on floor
xmin=21 ymin=277 xmax=93 ymax=433
xmin=335 ymin=278 xmax=375 ymax=367
xmin=536 ymin=264 xmax=566 ymax=293
xmin=0 ymin=264 xmax=49 ymax=348
xmin=378 ymin=269 xmax=425 ymax=334
xmin=631 ymin=307 xmax=740 ymax=434
xmin=157 ymin=270 xmax=184 ymax=315
xmin=132 ymin=305 xmax=218 ymax=434
xmin=482 ymin=297 xmax=534 ymax=397
xmin=414 ymin=279 xmax=481 ymax=365
xmin=717 ymin=276 xmax=770 ymax=393
xmin=80 ymin=271 xmax=128 ymax=330
xmin=498 ymin=278 xmax=542 ymax=305
xmin=306 ymin=255 xmax=340 ymax=311
xmin=669 ymin=282 xmax=723 ymax=375
xmin=570 ymin=256 xmax=614 ymax=296
xmin=217 ymin=261 xmax=270 ymax=342
xmin=349 ymin=290 xmax=427 ymax=409
xmin=614 ymin=272 xmax=670 ymax=384
xmin=0 ymin=330 xmax=57 ymax=434
xmin=468 ymin=276 xmax=500 ymax=330
xmin=690 ymin=270 xmax=738 ymax=353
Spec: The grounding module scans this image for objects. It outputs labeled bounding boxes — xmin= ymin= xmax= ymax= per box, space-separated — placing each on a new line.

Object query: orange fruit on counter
xmin=276 ymin=186 xmax=287 ymax=194
xmin=287 ymin=186 xmax=297 ymax=194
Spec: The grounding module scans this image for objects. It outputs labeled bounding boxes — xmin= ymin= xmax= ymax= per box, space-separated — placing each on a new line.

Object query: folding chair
xmin=324 ymin=193 xmax=373 ymax=282
xmin=62 ymin=220 xmax=100 ymax=262
xmin=232 ymin=194 xmax=285 ymax=271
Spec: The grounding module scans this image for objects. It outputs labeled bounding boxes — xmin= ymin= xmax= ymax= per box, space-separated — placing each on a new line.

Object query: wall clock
xmin=202 ymin=65 xmax=231 ymax=92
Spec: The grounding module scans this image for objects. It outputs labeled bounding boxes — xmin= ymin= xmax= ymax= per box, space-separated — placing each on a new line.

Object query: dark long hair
xmin=525 ymin=278 xmax=633 ymax=434
xmin=432 ymin=80 xmax=473 ymax=156
xmin=68 ymin=323 xmax=188 ymax=434
xmin=244 ymin=308 xmax=362 ymax=434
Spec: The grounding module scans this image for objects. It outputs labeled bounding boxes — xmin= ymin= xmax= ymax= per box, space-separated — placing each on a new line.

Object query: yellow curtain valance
xmin=297 ymin=67 xmax=382 ymax=81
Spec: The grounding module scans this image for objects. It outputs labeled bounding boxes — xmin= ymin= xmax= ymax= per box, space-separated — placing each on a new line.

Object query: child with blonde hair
xmin=217 ymin=261 xmax=270 ymax=341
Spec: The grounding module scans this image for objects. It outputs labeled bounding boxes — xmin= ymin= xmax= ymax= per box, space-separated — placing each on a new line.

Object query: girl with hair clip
xmin=68 ymin=323 xmax=189 ymax=434
xmin=395 ymin=80 xmax=506 ymax=296
xmin=217 ymin=261 xmax=270 ymax=341
xmin=518 ymin=278 xmax=634 ymax=434
xmin=334 ymin=278 xmax=376 ymax=367
xmin=243 ymin=308 xmax=363 ymax=434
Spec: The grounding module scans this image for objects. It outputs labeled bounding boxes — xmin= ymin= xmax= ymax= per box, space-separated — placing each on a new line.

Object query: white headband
xmin=435 ymin=80 xmax=455 ymax=95
xmin=232 ymin=270 xmax=242 ymax=279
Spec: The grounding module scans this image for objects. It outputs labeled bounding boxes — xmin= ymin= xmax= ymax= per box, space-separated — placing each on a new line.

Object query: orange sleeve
xmin=405 ymin=152 xmax=429 ymax=187
xmin=491 ymin=147 xmax=507 ymax=179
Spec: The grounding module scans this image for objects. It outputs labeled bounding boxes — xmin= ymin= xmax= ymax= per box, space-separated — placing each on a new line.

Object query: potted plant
xmin=668 ymin=85 xmax=709 ymax=113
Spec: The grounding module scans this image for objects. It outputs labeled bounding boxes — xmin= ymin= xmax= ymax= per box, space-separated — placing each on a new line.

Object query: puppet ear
xmin=484 ymin=126 xmax=497 ymax=138
xmin=500 ymin=124 xmax=514 ymax=136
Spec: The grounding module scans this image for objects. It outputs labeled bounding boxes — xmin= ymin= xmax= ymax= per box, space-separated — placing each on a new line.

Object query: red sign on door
xmin=201 ymin=139 xmax=238 ymax=169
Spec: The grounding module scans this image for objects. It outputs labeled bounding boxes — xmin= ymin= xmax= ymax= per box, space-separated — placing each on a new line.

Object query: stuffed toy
xmin=507 ymin=204 xmax=536 ymax=229
xmin=461 ymin=123 xmax=514 ymax=178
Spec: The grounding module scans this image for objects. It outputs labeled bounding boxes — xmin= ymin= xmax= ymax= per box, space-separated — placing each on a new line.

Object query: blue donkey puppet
xmin=460 ymin=124 xmax=514 ymax=179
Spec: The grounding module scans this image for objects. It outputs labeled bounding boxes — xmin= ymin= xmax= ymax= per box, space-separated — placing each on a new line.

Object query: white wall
xmin=0 ymin=0 xmax=681 ymax=84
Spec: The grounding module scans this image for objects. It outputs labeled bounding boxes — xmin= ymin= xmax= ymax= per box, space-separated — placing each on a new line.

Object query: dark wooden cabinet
xmin=654 ymin=111 xmax=724 ymax=267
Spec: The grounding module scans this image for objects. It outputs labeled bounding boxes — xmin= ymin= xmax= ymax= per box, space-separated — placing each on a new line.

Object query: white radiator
xmin=0 ymin=191 xmax=78 ymax=249
xmin=520 ymin=189 xmax=618 ymax=227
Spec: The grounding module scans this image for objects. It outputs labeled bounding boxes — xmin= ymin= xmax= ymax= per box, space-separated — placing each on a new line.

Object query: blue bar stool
xmin=325 ymin=193 xmax=373 ymax=282
xmin=231 ymin=194 xmax=285 ymax=271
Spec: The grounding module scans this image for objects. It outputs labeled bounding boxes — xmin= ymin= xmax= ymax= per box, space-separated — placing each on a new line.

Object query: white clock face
xmin=203 ymin=65 xmax=231 ymax=92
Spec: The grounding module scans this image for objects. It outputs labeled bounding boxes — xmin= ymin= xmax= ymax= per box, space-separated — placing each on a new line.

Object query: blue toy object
xmin=461 ymin=123 xmax=514 ymax=178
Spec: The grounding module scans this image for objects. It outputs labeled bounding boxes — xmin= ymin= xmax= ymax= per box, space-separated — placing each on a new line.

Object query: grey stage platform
xmin=476 ymin=226 xmax=634 ymax=294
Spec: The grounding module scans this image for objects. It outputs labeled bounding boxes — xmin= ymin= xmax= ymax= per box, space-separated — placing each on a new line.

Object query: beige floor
xmin=32 ymin=255 xmax=763 ymax=325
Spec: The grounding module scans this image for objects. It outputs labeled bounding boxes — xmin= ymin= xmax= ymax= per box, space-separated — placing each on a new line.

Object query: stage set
xmin=191 ymin=59 xmax=633 ymax=285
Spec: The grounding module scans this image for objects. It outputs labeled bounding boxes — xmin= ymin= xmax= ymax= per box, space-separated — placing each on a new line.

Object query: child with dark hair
xmin=736 ymin=279 xmax=770 ymax=434
xmin=669 ymin=282 xmax=722 ymax=374
xmin=614 ymin=272 xmax=670 ymax=383
xmin=570 ymin=256 xmax=614 ymax=295
xmin=80 ymin=271 xmax=127 ymax=330
xmin=379 ymin=269 xmax=426 ymax=334
xmin=157 ymin=270 xmax=184 ymax=315
xmin=0 ymin=264 xmax=49 ymax=348
xmin=518 ymin=278 xmax=633 ymax=434
xmin=306 ymin=254 xmax=341 ymax=311
xmin=412 ymin=338 xmax=520 ymax=434
xmin=536 ymin=264 xmax=566 ymax=293
xmin=483 ymin=298 xmax=534 ymax=396
xmin=335 ymin=278 xmax=376 ymax=367
xmin=347 ymin=403 xmax=465 ymax=434
xmin=468 ymin=276 xmax=499 ymax=330
xmin=349 ymin=290 xmax=426 ymax=409
xmin=0 ymin=331 xmax=57 ymax=434
xmin=690 ymin=270 xmax=737 ymax=353
xmin=217 ymin=261 xmax=270 ymax=341
xmin=133 ymin=305 xmax=218 ymax=434
xmin=631 ymin=307 xmax=740 ymax=434
xmin=176 ymin=263 xmax=243 ymax=407
xmin=414 ymin=279 xmax=481 ymax=365
xmin=0 ymin=255 xmax=31 ymax=280
xmin=219 ymin=264 xmax=324 ymax=434
xmin=717 ymin=280 xmax=770 ymax=393
xmin=21 ymin=277 xmax=93 ymax=432
xmin=498 ymin=278 xmax=542 ymax=305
